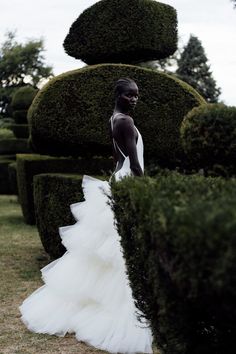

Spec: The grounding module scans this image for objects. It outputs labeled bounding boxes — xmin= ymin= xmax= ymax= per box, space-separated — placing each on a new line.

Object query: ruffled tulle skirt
xmin=19 ymin=175 xmax=153 ymax=353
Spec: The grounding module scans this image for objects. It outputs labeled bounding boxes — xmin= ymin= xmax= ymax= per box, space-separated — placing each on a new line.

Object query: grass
xmin=0 ymin=195 xmax=106 ymax=354
xmin=0 ymin=195 xmax=159 ymax=354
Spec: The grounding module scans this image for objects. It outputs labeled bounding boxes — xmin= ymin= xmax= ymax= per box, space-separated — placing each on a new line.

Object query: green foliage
xmin=11 ymin=85 xmax=38 ymax=110
xmin=28 ymin=64 xmax=204 ymax=166
xmin=181 ymin=104 xmax=236 ymax=176
xmin=112 ymin=173 xmax=236 ymax=354
xmin=0 ymin=31 xmax=53 ymax=87
xmin=0 ymin=128 xmax=14 ymax=139
xmin=0 ymin=159 xmax=13 ymax=194
xmin=0 ymin=138 xmax=29 ymax=154
xmin=12 ymin=110 xmax=28 ymax=124
xmin=0 ymin=31 xmax=53 ymax=116
xmin=8 ymin=162 xmax=18 ymax=195
xmin=34 ymin=174 xmax=84 ymax=259
xmin=63 ymin=0 xmax=177 ymax=64
xmin=16 ymin=154 xmax=113 ymax=225
xmin=176 ymin=35 xmax=221 ymax=103
xmin=11 ymin=124 xmax=29 ymax=139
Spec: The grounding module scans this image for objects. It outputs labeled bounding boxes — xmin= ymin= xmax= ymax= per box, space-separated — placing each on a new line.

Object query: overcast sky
xmin=1 ymin=0 xmax=236 ymax=105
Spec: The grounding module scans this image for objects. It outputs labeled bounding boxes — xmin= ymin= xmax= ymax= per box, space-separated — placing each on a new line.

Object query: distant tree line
xmin=0 ymin=31 xmax=53 ymax=116
xmin=140 ymin=35 xmax=221 ymax=103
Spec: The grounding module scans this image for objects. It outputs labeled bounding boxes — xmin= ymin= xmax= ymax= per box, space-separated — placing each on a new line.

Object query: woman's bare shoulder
xmin=113 ymin=113 xmax=134 ymax=128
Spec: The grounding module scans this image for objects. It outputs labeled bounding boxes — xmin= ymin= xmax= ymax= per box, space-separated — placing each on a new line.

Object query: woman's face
xmin=119 ymin=83 xmax=139 ymax=111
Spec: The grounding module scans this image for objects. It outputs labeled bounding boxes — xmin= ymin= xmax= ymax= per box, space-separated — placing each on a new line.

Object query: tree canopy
xmin=0 ymin=31 xmax=53 ymax=88
xmin=176 ymin=35 xmax=221 ymax=103
xmin=0 ymin=31 xmax=53 ymax=116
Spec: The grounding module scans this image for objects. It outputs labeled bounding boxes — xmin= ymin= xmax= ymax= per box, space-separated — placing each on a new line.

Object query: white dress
xmin=19 ymin=119 xmax=153 ymax=354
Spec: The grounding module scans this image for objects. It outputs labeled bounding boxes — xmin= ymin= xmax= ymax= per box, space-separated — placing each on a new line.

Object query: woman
xmin=20 ymin=78 xmax=153 ymax=353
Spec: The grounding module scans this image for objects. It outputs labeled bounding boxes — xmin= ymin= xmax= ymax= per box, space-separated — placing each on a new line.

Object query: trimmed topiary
xmin=8 ymin=162 xmax=18 ymax=195
xmin=16 ymin=154 xmax=113 ymax=225
xmin=112 ymin=173 xmax=236 ymax=354
xmin=0 ymin=159 xmax=13 ymax=194
xmin=0 ymin=127 xmax=14 ymax=139
xmin=12 ymin=110 xmax=28 ymax=124
xmin=28 ymin=64 xmax=204 ymax=166
xmin=11 ymin=86 xmax=38 ymax=111
xmin=0 ymin=139 xmax=30 ymax=154
xmin=63 ymin=0 xmax=177 ymax=64
xmin=11 ymin=124 xmax=29 ymax=139
xmin=181 ymin=104 xmax=236 ymax=176
xmin=34 ymin=173 xmax=89 ymax=259
xmin=11 ymin=86 xmax=38 ymax=124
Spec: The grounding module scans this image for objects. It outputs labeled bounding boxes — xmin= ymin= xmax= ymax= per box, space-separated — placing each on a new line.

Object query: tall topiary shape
xmin=28 ymin=64 xmax=204 ymax=166
xmin=63 ymin=0 xmax=178 ymax=65
xmin=11 ymin=85 xmax=38 ymax=124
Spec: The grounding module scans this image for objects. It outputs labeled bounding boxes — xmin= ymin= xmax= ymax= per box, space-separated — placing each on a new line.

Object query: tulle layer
xmin=20 ymin=175 xmax=153 ymax=353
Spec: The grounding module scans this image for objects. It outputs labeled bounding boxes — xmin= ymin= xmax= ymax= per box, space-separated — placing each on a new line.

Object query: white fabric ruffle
xmin=20 ymin=175 xmax=153 ymax=353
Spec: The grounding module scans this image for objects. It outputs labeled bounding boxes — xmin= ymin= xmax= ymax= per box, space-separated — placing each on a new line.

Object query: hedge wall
xmin=8 ymin=162 xmax=18 ymax=195
xmin=181 ymin=104 xmax=236 ymax=176
xmin=112 ymin=173 xmax=236 ymax=354
xmin=0 ymin=139 xmax=30 ymax=154
xmin=11 ymin=124 xmax=29 ymax=139
xmin=16 ymin=154 xmax=113 ymax=225
xmin=29 ymin=64 xmax=204 ymax=167
xmin=34 ymin=173 xmax=100 ymax=259
xmin=63 ymin=0 xmax=177 ymax=64
xmin=0 ymin=159 xmax=13 ymax=194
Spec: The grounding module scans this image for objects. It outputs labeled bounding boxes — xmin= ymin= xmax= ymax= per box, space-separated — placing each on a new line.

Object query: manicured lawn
xmin=0 ymin=195 xmax=105 ymax=354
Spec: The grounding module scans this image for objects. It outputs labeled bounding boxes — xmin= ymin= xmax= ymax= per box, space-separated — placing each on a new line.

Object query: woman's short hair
xmin=114 ymin=78 xmax=137 ymax=98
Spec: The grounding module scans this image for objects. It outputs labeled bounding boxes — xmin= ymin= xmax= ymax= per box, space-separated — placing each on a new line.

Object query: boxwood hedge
xmin=0 ymin=159 xmax=13 ymax=194
xmin=112 ymin=173 xmax=236 ymax=354
xmin=181 ymin=104 xmax=236 ymax=176
xmin=63 ymin=0 xmax=177 ymax=64
xmin=8 ymin=162 xmax=18 ymax=195
xmin=28 ymin=64 xmax=204 ymax=167
xmin=0 ymin=139 xmax=30 ymax=154
xmin=34 ymin=173 xmax=103 ymax=259
xmin=16 ymin=154 xmax=112 ymax=224
xmin=11 ymin=124 xmax=29 ymax=139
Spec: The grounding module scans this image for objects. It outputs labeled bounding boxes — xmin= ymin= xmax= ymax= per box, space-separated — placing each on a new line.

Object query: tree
xmin=176 ymin=35 xmax=221 ymax=103
xmin=0 ymin=31 xmax=53 ymax=115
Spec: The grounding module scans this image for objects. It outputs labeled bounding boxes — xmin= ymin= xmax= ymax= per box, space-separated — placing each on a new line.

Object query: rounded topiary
xmin=28 ymin=64 xmax=204 ymax=167
xmin=11 ymin=86 xmax=38 ymax=111
xmin=11 ymin=86 xmax=38 ymax=124
xmin=63 ymin=0 xmax=177 ymax=65
xmin=181 ymin=104 xmax=236 ymax=174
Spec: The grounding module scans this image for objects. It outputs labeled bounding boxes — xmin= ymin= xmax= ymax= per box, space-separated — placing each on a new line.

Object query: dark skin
xmin=110 ymin=82 xmax=143 ymax=176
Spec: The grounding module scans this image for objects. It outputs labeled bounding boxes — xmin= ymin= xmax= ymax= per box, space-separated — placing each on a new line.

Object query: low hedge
xmin=181 ymin=104 xmax=236 ymax=176
xmin=112 ymin=173 xmax=236 ymax=354
xmin=0 ymin=127 xmax=14 ymax=139
xmin=34 ymin=173 xmax=98 ymax=259
xmin=0 ymin=159 xmax=13 ymax=194
xmin=63 ymin=0 xmax=177 ymax=64
xmin=29 ymin=64 xmax=204 ymax=167
xmin=11 ymin=124 xmax=29 ymax=139
xmin=0 ymin=138 xmax=30 ymax=154
xmin=16 ymin=154 xmax=113 ymax=225
xmin=8 ymin=162 xmax=18 ymax=195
